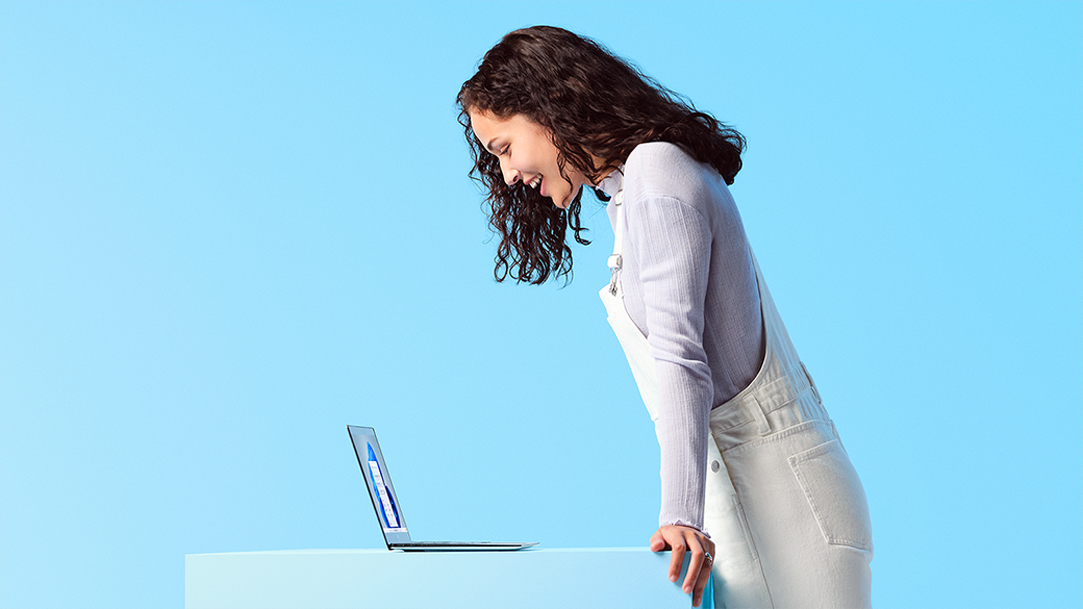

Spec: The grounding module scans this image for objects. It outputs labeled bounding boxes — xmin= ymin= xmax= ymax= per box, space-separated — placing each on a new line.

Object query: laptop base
xmin=392 ymin=541 xmax=538 ymax=552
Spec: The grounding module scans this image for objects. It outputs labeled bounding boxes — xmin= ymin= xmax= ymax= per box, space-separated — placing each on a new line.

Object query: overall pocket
xmin=788 ymin=439 xmax=873 ymax=553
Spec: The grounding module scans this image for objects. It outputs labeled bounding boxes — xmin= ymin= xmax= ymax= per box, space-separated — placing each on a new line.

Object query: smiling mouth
xmin=528 ymin=175 xmax=541 ymax=189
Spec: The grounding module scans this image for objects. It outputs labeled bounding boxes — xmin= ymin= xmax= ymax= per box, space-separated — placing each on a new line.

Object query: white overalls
xmin=600 ymin=190 xmax=873 ymax=608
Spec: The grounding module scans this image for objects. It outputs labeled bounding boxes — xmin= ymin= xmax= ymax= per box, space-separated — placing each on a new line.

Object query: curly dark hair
xmin=458 ymin=25 xmax=746 ymax=285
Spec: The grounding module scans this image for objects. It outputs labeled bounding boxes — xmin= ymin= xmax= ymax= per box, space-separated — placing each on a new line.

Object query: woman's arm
xmin=625 ymin=194 xmax=716 ymax=607
xmin=625 ymin=193 xmax=715 ymax=531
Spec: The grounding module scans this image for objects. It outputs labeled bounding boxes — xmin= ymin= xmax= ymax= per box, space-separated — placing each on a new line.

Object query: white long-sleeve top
xmin=597 ymin=142 xmax=764 ymax=531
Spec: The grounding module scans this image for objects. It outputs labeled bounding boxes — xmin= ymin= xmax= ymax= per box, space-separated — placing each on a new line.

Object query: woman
xmin=458 ymin=26 xmax=873 ymax=609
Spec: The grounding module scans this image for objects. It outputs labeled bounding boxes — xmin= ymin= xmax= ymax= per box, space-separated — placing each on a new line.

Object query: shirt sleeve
xmin=624 ymin=193 xmax=713 ymax=532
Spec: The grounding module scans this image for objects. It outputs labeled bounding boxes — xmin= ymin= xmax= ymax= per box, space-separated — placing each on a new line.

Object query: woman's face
xmin=468 ymin=109 xmax=589 ymax=209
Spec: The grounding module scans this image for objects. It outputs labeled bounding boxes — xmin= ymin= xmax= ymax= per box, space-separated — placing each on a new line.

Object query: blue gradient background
xmin=1 ymin=2 xmax=1080 ymax=608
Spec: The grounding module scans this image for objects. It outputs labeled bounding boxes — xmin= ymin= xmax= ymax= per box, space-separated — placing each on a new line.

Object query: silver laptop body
xmin=347 ymin=425 xmax=538 ymax=552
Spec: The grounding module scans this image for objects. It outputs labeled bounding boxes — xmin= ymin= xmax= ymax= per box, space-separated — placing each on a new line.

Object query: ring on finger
xmin=704 ymin=551 xmax=713 ymax=565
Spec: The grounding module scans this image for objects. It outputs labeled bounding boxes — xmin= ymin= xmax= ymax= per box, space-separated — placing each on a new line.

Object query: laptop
xmin=347 ymin=425 xmax=538 ymax=551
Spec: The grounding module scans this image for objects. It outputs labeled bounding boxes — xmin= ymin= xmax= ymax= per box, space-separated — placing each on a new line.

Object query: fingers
xmin=649 ymin=529 xmax=666 ymax=552
xmin=691 ymin=540 xmax=714 ymax=608
xmin=651 ymin=524 xmax=715 ymax=604
xmin=681 ymin=535 xmax=703 ymax=594
xmin=669 ymin=539 xmax=687 ymax=583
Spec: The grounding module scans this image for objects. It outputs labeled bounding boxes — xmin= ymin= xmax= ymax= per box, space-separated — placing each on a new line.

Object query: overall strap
xmin=607 ymin=190 xmax=625 ymax=295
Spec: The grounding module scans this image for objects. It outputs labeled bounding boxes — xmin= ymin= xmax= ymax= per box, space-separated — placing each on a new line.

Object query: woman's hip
xmin=712 ymin=411 xmax=874 ymax=608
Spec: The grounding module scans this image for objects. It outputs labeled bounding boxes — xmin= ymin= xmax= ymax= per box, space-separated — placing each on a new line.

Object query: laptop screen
xmin=347 ymin=425 xmax=411 ymax=546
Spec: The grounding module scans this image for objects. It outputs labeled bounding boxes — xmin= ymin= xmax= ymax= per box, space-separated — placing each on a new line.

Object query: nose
xmin=499 ymin=158 xmax=521 ymax=186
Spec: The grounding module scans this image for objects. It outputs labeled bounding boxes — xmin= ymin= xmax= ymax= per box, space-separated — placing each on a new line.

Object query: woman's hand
xmin=650 ymin=524 xmax=715 ymax=608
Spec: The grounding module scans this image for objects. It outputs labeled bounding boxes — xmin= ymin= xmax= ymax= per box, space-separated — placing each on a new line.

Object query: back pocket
xmin=788 ymin=439 xmax=873 ymax=553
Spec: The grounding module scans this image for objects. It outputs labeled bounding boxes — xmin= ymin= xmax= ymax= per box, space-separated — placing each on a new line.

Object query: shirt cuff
xmin=659 ymin=519 xmax=711 ymax=539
